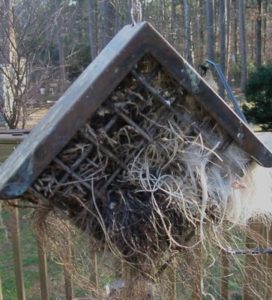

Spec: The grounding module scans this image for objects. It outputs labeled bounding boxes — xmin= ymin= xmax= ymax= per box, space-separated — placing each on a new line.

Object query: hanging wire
xmin=131 ymin=0 xmax=142 ymax=26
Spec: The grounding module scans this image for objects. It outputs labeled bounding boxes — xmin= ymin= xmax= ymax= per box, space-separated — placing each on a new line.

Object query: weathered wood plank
xmin=10 ymin=203 xmax=26 ymax=300
xmin=37 ymin=238 xmax=49 ymax=300
xmin=243 ymin=223 xmax=266 ymax=300
xmin=0 ymin=277 xmax=3 ymax=300
xmin=64 ymin=236 xmax=73 ymax=300
xmin=221 ymin=253 xmax=229 ymax=300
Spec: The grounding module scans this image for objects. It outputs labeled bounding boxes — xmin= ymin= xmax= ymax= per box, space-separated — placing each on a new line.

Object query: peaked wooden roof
xmin=0 ymin=22 xmax=271 ymax=199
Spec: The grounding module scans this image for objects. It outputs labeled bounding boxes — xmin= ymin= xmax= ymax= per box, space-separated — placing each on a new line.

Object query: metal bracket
xmin=206 ymin=59 xmax=248 ymax=124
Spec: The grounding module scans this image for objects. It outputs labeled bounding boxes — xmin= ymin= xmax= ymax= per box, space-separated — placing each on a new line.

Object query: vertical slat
xmin=64 ymin=268 xmax=73 ymax=300
xmin=37 ymin=238 xmax=49 ymax=300
xmin=64 ymin=237 xmax=73 ymax=300
xmin=90 ymin=250 xmax=99 ymax=298
xmin=221 ymin=253 xmax=229 ymax=300
xmin=243 ymin=222 xmax=265 ymax=300
xmin=191 ymin=243 xmax=202 ymax=300
xmin=0 ymin=277 xmax=3 ymax=300
xmin=170 ymin=263 xmax=177 ymax=300
xmin=243 ymin=224 xmax=255 ymax=300
xmin=10 ymin=204 xmax=26 ymax=300
xmin=93 ymin=252 xmax=99 ymax=291
xmin=265 ymin=225 xmax=272 ymax=298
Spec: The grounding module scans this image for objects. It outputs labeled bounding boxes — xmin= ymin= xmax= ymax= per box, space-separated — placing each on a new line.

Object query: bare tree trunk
xmin=238 ymin=0 xmax=247 ymax=91
xmin=56 ymin=14 xmax=66 ymax=92
xmin=141 ymin=0 xmax=146 ymax=21
xmin=195 ymin=0 xmax=205 ymax=66
xmin=87 ymin=0 xmax=98 ymax=61
xmin=219 ymin=0 xmax=226 ymax=96
xmin=1 ymin=0 xmax=21 ymax=129
xmin=114 ymin=1 xmax=121 ymax=33
xmin=100 ymin=0 xmax=115 ymax=49
xmin=213 ymin=0 xmax=218 ymax=57
xmin=205 ymin=0 xmax=215 ymax=60
xmin=125 ymin=0 xmax=131 ymax=25
xmin=4 ymin=0 xmax=14 ymax=64
xmin=262 ymin=0 xmax=268 ymax=63
xmin=255 ymin=0 xmax=262 ymax=68
xmin=226 ymin=0 xmax=231 ymax=79
xmin=171 ymin=0 xmax=178 ymax=46
xmin=250 ymin=20 xmax=255 ymax=61
xmin=183 ymin=0 xmax=193 ymax=64
xmin=219 ymin=0 xmax=226 ymax=73
xmin=233 ymin=0 xmax=238 ymax=66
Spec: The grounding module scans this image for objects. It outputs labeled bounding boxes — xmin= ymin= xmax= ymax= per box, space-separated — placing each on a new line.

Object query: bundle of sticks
xmin=24 ymin=55 xmax=258 ymax=275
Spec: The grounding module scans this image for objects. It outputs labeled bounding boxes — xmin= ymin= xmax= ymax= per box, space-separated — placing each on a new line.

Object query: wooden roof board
xmin=0 ymin=21 xmax=271 ymax=199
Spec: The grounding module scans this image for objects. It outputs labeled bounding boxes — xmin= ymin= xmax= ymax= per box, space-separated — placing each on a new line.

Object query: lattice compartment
xmin=24 ymin=55 xmax=250 ymax=265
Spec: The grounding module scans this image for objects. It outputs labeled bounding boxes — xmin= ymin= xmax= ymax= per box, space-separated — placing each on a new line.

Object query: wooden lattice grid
xmin=17 ymin=55 xmax=246 ymax=259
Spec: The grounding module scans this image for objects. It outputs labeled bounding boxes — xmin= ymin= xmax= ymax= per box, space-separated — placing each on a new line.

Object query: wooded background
xmin=0 ymin=0 xmax=271 ymax=128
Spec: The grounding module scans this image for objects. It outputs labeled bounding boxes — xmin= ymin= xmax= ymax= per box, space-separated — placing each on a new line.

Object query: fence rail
xmin=1 ymin=207 xmax=272 ymax=299
xmin=0 ymin=132 xmax=74 ymax=299
xmin=0 ymin=205 xmax=75 ymax=300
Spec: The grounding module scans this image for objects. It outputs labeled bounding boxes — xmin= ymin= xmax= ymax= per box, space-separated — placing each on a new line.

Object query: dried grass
xmin=15 ymin=55 xmax=272 ymax=298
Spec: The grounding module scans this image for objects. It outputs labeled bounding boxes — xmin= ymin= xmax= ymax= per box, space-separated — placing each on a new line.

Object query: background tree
xmin=99 ymin=0 xmax=115 ymax=49
xmin=243 ymin=65 xmax=272 ymax=129
xmin=183 ymin=0 xmax=193 ymax=64
xmin=0 ymin=0 xmax=55 ymax=128
xmin=238 ymin=0 xmax=247 ymax=91
xmin=205 ymin=0 xmax=215 ymax=61
xmin=255 ymin=0 xmax=262 ymax=67
xmin=1 ymin=0 xmax=272 ymax=129
xmin=219 ymin=0 xmax=226 ymax=96
xmin=88 ymin=0 xmax=98 ymax=62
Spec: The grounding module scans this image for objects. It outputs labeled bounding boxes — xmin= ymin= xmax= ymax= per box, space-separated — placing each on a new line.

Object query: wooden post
xmin=37 ymin=238 xmax=49 ymax=300
xmin=221 ymin=253 xmax=229 ymax=300
xmin=170 ymin=263 xmax=177 ymax=300
xmin=10 ymin=204 xmax=26 ymax=300
xmin=243 ymin=222 xmax=265 ymax=300
xmin=64 ymin=236 xmax=73 ymax=300
xmin=64 ymin=268 xmax=73 ymax=300
xmin=265 ymin=225 xmax=272 ymax=299
xmin=93 ymin=252 xmax=99 ymax=291
xmin=0 ymin=277 xmax=3 ymax=300
xmin=191 ymin=242 xmax=202 ymax=300
xmin=90 ymin=251 xmax=99 ymax=299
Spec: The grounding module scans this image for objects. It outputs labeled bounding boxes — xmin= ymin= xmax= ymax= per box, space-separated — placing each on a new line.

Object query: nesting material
xmin=17 ymin=55 xmax=269 ymax=274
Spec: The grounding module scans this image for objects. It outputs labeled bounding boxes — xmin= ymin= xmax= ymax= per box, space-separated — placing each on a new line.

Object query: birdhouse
xmin=0 ymin=22 xmax=271 ymax=268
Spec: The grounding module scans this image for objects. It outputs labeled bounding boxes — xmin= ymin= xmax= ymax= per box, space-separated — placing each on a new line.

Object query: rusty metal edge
xmin=0 ymin=21 xmax=271 ymax=199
